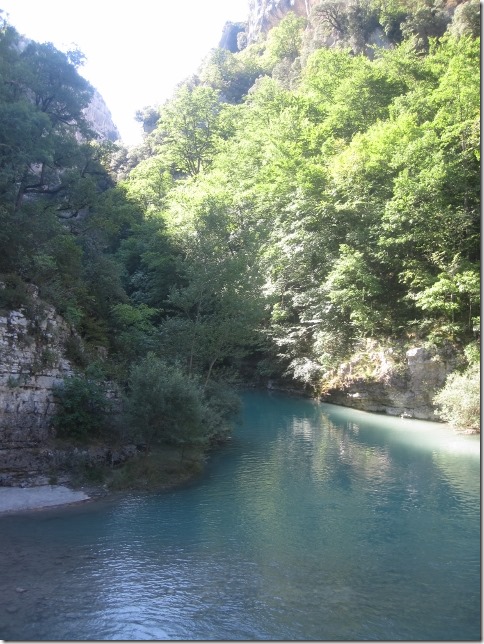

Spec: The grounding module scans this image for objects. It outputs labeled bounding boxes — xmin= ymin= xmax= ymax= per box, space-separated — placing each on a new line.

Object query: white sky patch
xmin=0 ymin=0 xmax=249 ymax=145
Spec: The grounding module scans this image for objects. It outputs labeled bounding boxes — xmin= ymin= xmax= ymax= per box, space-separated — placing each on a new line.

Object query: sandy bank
xmin=0 ymin=485 xmax=90 ymax=515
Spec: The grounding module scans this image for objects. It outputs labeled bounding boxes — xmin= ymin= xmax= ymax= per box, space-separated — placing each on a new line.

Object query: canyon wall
xmin=83 ymin=89 xmax=120 ymax=142
xmin=0 ymin=288 xmax=131 ymax=486
xmin=0 ymin=287 xmax=74 ymax=450
xmin=0 ymin=287 xmax=75 ymax=484
xmin=320 ymin=342 xmax=462 ymax=420
xmin=247 ymin=0 xmax=318 ymax=41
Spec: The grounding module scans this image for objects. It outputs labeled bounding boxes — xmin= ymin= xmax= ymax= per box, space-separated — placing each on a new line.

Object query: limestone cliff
xmin=83 ymin=89 xmax=120 ymax=142
xmin=247 ymin=0 xmax=317 ymax=41
xmin=0 ymin=287 xmax=74 ymax=484
xmin=320 ymin=341 xmax=463 ymax=420
xmin=0 ymin=287 xmax=130 ymax=486
xmin=0 ymin=287 xmax=75 ymax=450
xmin=219 ymin=21 xmax=247 ymax=52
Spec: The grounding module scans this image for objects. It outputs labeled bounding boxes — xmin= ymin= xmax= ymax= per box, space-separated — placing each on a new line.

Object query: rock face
xmin=0 ymin=288 xmax=74 ymax=484
xmin=0 ymin=288 xmax=131 ymax=486
xmin=219 ymin=21 xmax=247 ymax=52
xmin=321 ymin=343 xmax=461 ymax=420
xmin=83 ymin=89 xmax=120 ymax=142
xmin=247 ymin=0 xmax=317 ymax=42
xmin=0 ymin=292 xmax=75 ymax=450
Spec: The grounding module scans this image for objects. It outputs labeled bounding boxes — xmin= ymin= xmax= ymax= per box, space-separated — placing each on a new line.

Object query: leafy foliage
xmin=126 ymin=354 xmax=206 ymax=449
xmin=433 ymin=361 xmax=480 ymax=431
xmin=53 ymin=367 xmax=112 ymax=442
xmin=125 ymin=354 xmax=239 ymax=450
xmin=0 ymin=6 xmax=480 ymax=439
xmin=149 ymin=85 xmax=227 ymax=176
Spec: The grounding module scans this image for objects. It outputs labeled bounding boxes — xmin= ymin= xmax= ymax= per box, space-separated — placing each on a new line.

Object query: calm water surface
xmin=0 ymin=390 xmax=480 ymax=640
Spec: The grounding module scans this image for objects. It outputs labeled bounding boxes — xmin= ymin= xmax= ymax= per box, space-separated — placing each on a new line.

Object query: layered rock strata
xmin=0 ymin=289 xmax=129 ymax=486
xmin=321 ymin=344 xmax=461 ymax=420
xmin=0 ymin=296 xmax=74 ymax=451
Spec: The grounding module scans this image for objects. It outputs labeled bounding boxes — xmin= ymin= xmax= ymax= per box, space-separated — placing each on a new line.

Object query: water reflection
xmin=0 ymin=390 xmax=480 ymax=640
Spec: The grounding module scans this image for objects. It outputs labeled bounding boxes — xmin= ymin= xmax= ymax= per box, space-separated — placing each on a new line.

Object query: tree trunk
xmin=204 ymin=357 xmax=218 ymax=389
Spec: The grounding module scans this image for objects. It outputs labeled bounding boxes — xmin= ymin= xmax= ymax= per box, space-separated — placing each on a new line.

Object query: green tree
xmin=0 ymin=35 xmax=95 ymax=211
xmin=126 ymin=354 xmax=206 ymax=450
xmin=53 ymin=366 xmax=112 ymax=442
xmin=124 ymin=156 xmax=173 ymax=214
xmin=110 ymin=302 xmax=159 ymax=365
xmin=400 ymin=0 xmax=450 ymax=50
xmin=151 ymin=85 xmax=225 ymax=176
xmin=199 ymin=47 xmax=266 ymax=104
xmin=161 ymin=187 xmax=265 ymax=383
xmin=265 ymin=12 xmax=307 ymax=63
xmin=116 ymin=216 xmax=180 ymax=308
xmin=324 ymin=244 xmax=384 ymax=336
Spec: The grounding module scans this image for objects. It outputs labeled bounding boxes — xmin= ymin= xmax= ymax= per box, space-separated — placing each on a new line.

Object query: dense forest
xmin=0 ymin=0 xmax=480 ymax=468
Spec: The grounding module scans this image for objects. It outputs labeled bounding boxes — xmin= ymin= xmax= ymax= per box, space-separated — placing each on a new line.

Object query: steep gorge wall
xmin=0 ymin=288 xmax=75 ymax=484
xmin=0 ymin=288 xmax=131 ymax=486
xmin=83 ymin=89 xmax=120 ymax=142
xmin=320 ymin=342 xmax=462 ymax=420
xmin=247 ymin=0 xmax=318 ymax=41
xmin=0 ymin=290 xmax=75 ymax=449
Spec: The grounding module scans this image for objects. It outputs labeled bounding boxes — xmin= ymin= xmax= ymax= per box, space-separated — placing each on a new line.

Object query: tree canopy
xmin=0 ymin=1 xmax=480 ymax=439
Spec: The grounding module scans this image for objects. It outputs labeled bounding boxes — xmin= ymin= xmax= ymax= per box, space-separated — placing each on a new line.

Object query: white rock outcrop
xmin=83 ymin=89 xmax=120 ymax=142
xmin=321 ymin=343 xmax=461 ymax=420
xmin=0 ymin=294 xmax=75 ymax=450
xmin=247 ymin=0 xmax=318 ymax=42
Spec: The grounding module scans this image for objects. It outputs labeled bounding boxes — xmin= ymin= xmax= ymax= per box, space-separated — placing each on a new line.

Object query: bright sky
xmin=0 ymin=0 xmax=249 ymax=145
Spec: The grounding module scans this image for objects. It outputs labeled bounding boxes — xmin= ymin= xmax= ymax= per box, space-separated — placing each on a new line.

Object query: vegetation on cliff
xmin=0 ymin=0 xmax=480 ymax=465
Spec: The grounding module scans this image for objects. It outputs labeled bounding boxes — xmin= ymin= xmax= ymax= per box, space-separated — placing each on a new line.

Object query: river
xmin=0 ymin=390 xmax=480 ymax=640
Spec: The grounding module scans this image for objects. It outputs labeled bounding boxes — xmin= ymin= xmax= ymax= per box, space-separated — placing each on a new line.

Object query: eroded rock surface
xmin=0 ymin=296 xmax=75 ymax=451
xmin=247 ymin=0 xmax=316 ymax=41
xmin=321 ymin=343 xmax=461 ymax=420
xmin=0 ymin=288 xmax=130 ymax=486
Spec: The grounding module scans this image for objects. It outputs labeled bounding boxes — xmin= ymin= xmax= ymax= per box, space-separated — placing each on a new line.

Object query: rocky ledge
xmin=321 ymin=343 xmax=462 ymax=420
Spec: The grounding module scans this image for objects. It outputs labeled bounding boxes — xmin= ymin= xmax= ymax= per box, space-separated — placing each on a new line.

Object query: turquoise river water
xmin=0 ymin=390 xmax=480 ymax=640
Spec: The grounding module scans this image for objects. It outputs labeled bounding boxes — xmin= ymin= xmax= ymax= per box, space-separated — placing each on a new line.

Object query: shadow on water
xmin=0 ymin=390 xmax=480 ymax=640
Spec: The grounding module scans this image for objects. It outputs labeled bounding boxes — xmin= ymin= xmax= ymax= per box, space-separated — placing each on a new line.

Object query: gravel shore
xmin=0 ymin=485 xmax=90 ymax=514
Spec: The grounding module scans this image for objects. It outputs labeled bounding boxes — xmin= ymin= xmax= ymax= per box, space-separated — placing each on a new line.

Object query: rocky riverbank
xmin=0 ymin=294 xmax=472 ymax=487
xmin=319 ymin=340 xmax=463 ymax=421
xmin=0 ymin=443 xmax=207 ymax=516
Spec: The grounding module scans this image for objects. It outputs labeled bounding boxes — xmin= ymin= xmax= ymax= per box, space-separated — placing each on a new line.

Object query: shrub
xmin=53 ymin=367 xmax=112 ymax=442
xmin=0 ymin=273 xmax=30 ymax=310
xmin=433 ymin=361 xmax=480 ymax=431
xmin=126 ymin=354 xmax=207 ymax=450
xmin=126 ymin=355 xmax=243 ymax=450
xmin=202 ymin=377 xmax=242 ymax=443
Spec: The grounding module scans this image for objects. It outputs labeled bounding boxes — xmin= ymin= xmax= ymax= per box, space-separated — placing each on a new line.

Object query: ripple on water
xmin=0 ymin=391 xmax=480 ymax=641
